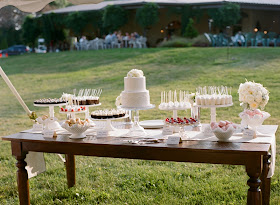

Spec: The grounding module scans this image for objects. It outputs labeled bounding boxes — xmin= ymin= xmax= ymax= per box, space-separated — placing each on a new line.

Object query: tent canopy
xmin=0 ymin=0 xmax=103 ymax=12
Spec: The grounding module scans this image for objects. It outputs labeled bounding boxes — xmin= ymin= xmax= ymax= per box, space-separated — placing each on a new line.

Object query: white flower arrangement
xmin=238 ymin=81 xmax=269 ymax=110
xmin=127 ymin=69 xmax=144 ymax=77
xmin=115 ymin=94 xmax=122 ymax=107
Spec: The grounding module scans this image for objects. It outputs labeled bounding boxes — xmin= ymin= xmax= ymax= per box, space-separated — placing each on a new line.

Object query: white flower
xmin=115 ymin=95 xmax=122 ymax=107
xmin=127 ymin=69 xmax=144 ymax=77
xmin=245 ymin=95 xmax=255 ymax=104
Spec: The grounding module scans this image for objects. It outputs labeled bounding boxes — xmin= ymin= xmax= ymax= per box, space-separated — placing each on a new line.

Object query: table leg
xmin=12 ymin=141 xmax=30 ymax=205
xmin=246 ymin=165 xmax=262 ymax=205
xmin=65 ymin=154 xmax=75 ymax=188
xmin=16 ymin=155 xmax=30 ymax=205
xmin=261 ymin=154 xmax=271 ymax=205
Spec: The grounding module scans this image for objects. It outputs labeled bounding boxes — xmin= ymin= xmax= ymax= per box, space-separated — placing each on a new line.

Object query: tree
xmin=65 ymin=12 xmax=89 ymax=37
xmin=103 ymin=5 xmax=127 ymax=33
xmin=22 ymin=16 xmax=41 ymax=48
xmin=136 ymin=3 xmax=159 ymax=36
xmin=208 ymin=3 xmax=241 ymax=31
xmin=184 ymin=18 xmax=198 ymax=38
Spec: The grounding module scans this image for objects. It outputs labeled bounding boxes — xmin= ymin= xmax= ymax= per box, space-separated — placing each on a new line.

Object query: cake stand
xmin=83 ymin=103 xmax=101 ymax=119
xmin=34 ymin=103 xmax=66 ymax=130
xmin=59 ymin=110 xmax=87 ymax=119
xmin=91 ymin=115 xmax=128 ymax=131
xmin=194 ymin=103 xmax=233 ymax=122
xmin=159 ymin=103 xmax=191 ymax=119
xmin=120 ymin=104 xmax=155 ymax=137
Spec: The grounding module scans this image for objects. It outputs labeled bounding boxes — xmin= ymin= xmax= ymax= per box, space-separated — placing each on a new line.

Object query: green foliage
xmin=40 ymin=13 xmax=67 ymax=46
xmin=64 ymin=12 xmax=88 ymax=37
xmin=168 ymin=5 xmax=203 ymax=35
xmin=103 ymin=5 xmax=127 ymax=33
xmin=0 ymin=27 xmax=23 ymax=49
xmin=208 ymin=3 xmax=241 ymax=30
xmin=190 ymin=34 xmax=211 ymax=47
xmin=136 ymin=3 xmax=159 ymax=31
xmin=158 ymin=36 xmax=192 ymax=47
xmin=183 ymin=18 xmax=198 ymax=39
xmin=22 ymin=16 xmax=41 ymax=48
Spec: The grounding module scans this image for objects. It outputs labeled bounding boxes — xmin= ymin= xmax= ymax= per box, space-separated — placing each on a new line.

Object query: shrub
xmin=190 ymin=34 xmax=211 ymax=47
xmin=183 ymin=18 xmax=198 ymax=39
xmin=157 ymin=36 xmax=192 ymax=48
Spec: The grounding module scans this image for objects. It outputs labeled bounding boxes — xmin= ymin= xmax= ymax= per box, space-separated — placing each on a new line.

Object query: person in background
xmin=134 ymin=32 xmax=140 ymax=39
xmin=123 ymin=32 xmax=130 ymax=48
xmin=234 ymin=31 xmax=245 ymax=46
xmin=117 ymin=31 xmax=123 ymax=46
xmin=112 ymin=31 xmax=118 ymax=41
xmin=79 ymin=36 xmax=86 ymax=43
xmin=105 ymin=33 xmax=112 ymax=48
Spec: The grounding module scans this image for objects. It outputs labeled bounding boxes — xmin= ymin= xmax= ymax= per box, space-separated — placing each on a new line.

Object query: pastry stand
xmin=121 ymin=105 xmax=155 ymax=137
xmin=59 ymin=110 xmax=87 ymax=119
xmin=91 ymin=115 xmax=128 ymax=131
xmin=34 ymin=103 xmax=66 ymax=130
xmin=159 ymin=103 xmax=191 ymax=119
xmin=83 ymin=103 xmax=101 ymax=119
xmin=194 ymin=103 xmax=233 ymax=122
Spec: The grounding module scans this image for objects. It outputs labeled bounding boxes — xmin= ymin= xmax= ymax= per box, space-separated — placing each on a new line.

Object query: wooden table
xmin=2 ymin=125 xmax=277 ymax=205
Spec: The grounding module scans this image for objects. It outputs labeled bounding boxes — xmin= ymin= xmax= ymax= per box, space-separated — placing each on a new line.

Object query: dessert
xmin=91 ymin=109 xmax=126 ymax=119
xmin=62 ymin=89 xmax=102 ymax=106
xmin=64 ymin=118 xmax=90 ymax=127
xmin=34 ymin=98 xmax=66 ymax=104
xmin=210 ymin=120 xmax=237 ymax=131
xmin=120 ymin=69 xmax=151 ymax=108
xmin=195 ymin=86 xmax=233 ymax=106
xmin=159 ymin=90 xmax=191 ymax=109
xmin=60 ymin=106 xmax=86 ymax=112
xmin=165 ymin=117 xmax=199 ymax=126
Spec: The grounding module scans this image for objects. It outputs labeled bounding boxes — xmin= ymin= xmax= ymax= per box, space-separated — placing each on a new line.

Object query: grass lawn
xmin=0 ymin=47 xmax=280 ymax=204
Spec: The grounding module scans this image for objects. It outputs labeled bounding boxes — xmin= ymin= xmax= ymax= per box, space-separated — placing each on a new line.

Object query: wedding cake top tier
xmin=124 ymin=69 xmax=146 ymax=92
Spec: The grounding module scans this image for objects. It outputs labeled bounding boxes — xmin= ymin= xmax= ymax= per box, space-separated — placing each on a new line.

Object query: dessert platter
xmin=91 ymin=109 xmax=128 ymax=131
xmin=194 ymin=86 xmax=233 ymax=122
xmin=116 ymin=69 xmax=155 ymax=136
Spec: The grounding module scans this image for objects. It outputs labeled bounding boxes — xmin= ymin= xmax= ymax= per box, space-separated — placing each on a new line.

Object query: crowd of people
xmin=79 ymin=31 xmax=144 ymax=48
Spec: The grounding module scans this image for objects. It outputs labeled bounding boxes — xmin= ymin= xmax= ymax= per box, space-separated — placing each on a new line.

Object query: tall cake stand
xmin=121 ymin=104 xmax=155 ymax=137
xmin=34 ymin=103 xmax=66 ymax=130
xmin=194 ymin=103 xmax=233 ymax=122
xmin=159 ymin=103 xmax=191 ymax=119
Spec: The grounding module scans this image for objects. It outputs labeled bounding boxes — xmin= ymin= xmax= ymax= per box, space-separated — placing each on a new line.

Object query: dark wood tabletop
xmin=2 ymin=125 xmax=278 ymax=205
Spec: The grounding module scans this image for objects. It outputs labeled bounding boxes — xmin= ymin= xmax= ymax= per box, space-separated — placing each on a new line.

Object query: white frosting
xmin=124 ymin=77 xmax=146 ymax=92
xmin=121 ymin=91 xmax=150 ymax=108
xmin=195 ymin=94 xmax=232 ymax=106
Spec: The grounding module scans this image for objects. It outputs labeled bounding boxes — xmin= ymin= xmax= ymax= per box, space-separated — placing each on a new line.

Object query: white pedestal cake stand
xmin=194 ymin=103 xmax=233 ymax=122
xmin=91 ymin=115 xmax=128 ymax=131
xmin=159 ymin=103 xmax=191 ymax=119
xmin=34 ymin=103 xmax=66 ymax=130
xmin=121 ymin=104 xmax=155 ymax=137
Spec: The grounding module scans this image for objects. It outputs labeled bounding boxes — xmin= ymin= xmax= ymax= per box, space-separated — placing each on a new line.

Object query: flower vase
xmin=239 ymin=109 xmax=270 ymax=138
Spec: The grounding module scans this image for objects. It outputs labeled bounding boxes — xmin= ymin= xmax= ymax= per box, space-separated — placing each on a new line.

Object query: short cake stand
xmin=121 ymin=104 xmax=155 ymax=137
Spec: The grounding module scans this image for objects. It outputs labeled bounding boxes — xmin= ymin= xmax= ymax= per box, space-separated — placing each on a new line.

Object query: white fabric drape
xmin=0 ymin=0 xmax=103 ymax=12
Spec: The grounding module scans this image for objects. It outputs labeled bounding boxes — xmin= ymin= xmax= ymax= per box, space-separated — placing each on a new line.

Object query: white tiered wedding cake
xmin=120 ymin=69 xmax=151 ymax=108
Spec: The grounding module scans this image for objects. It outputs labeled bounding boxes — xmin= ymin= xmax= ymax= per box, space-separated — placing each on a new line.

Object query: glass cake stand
xmin=120 ymin=104 xmax=155 ymax=137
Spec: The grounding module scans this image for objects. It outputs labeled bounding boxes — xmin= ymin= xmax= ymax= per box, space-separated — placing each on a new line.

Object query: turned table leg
xmin=11 ymin=141 xmax=30 ymax=205
xmin=261 ymin=154 xmax=271 ymax=205
xmin=246 ymin=165 xmax=262 ymax=205
xmin=65 ymin=154 xmax=75 ymax=188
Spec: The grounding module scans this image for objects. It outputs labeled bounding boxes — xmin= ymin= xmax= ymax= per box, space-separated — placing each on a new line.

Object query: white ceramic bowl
xmin=61 ymin=123 xmax=90 ymax=139
xmin=212 ymin=127 xmax=235 ymax=141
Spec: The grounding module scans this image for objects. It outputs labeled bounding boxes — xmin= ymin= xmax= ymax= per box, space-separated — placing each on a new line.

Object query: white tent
xmin=0 ymin=0 xmax=103 ymax=12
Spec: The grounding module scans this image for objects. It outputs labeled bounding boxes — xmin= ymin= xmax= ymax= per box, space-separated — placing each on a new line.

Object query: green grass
xmin=0 ymin=48 xmax=280 ymax=204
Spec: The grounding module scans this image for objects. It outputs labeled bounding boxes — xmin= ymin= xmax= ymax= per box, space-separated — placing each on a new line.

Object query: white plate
xmin=139 ymin=120 xmax=164 ymax=129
